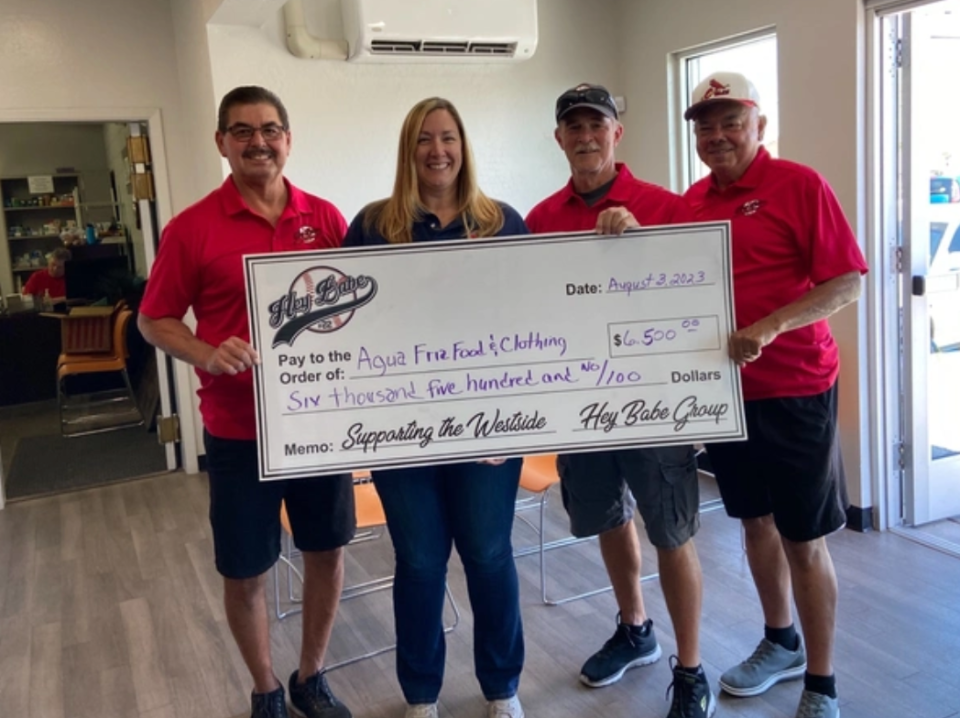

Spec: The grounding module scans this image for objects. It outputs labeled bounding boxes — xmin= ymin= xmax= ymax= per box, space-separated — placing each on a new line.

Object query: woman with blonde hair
xmin=343 ymin=97 xmax=527 ymax=718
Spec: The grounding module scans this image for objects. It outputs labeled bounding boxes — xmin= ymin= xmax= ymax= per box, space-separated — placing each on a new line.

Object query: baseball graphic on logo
xmin=290 ymin=266 xmax=357 ymax=334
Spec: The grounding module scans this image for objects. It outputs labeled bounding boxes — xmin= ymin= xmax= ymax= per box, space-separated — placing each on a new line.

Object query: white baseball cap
xmin=684 ymin=71 xmax=761 ymax=120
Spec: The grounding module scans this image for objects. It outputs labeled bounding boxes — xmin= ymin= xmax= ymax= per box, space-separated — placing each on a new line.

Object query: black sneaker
xmin=251 ymin=685 xmax=289 ymax=718
xmin=288 ymin=670 xmax=353 ymax=718
xmin=665 ymin=658 xmax=716 ymax=718
xmin=579 ymin=615 xmax=662 ymax=687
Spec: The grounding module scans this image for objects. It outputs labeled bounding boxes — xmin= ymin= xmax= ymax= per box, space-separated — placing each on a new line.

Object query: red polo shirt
xmin=684 ymin=147 xmax=868 ymax=400
xmin=140 ymin=177 xmax=347 ymax=440
xmin=525 ymin=163 xmax=695 ymax=231
xmin=22 ymin=269 xmax=65 ymax=298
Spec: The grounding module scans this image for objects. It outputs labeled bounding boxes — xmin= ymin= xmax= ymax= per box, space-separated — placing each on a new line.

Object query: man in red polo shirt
xmin=138 ymin=86 xmax=354 ymax=718
xmin=526 ymin=84 xmax=715 ymax=718
xmin=22 ymin=247 xmax=70 ymax=300
xmin=683 ymin=72 xmax=867 ymax=718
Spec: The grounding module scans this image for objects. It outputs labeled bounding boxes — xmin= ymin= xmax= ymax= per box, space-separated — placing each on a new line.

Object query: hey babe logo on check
xmin=267 ymin=265 xmax=378 ymax=347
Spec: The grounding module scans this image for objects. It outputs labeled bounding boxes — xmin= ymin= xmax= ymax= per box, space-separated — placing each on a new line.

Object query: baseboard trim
xmin=845 ymin=504 xmax=874 ymax=532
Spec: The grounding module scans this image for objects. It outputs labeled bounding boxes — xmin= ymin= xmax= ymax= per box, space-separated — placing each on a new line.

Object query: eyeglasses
xmin=224 ymin=123 xmax=288 ymax=142
xmin=555 ymin=87 xmax=618 ymax=121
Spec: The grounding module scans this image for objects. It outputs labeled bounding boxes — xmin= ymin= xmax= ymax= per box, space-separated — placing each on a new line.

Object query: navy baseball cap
xmin=555 ymin=83 xmax=619 ymax=123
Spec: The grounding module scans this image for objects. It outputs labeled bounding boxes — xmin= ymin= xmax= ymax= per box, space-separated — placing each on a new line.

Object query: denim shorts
xmin=204 ymin=431 xmax=356 ymax=579
xmin=557 ymin=445 xmax=700 ymax=549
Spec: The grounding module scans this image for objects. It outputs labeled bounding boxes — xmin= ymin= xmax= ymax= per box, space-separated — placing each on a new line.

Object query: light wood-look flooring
xmin=1 ymin=470 xmax=959 ymax=718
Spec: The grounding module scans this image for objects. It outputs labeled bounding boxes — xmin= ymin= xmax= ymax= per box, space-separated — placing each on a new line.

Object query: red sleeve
xmin=22 ymin=270 xmax=43 ymax=295
xmin=682 ymin=179 xmax=709 ymax=218
xmin=667 ymin=194 xmax=697 ymax=224
xmin=139 ymin=213 xmax=201 ymax=321
xmin=524 ymin=202 xmax=547 ymax=234
xmin=327 ymin=207 xmax=348 ymax=247
xmin=312 ymin=200 xmax=347 ymax=249
xmin=805 ymin=176 xmax=869 ymax=284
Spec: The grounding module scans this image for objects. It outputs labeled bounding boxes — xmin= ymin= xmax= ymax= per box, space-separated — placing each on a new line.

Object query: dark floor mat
xmin=6 ymin=426 xmax=167 ymax=500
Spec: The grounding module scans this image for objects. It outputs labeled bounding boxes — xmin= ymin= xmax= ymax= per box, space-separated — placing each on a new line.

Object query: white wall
xmin=170 ymin=0 xmax=229 ymax=204
xmin=0 ymin=124 xmax=109 ymax=176
xmin=615 ymin=0 xmax=871 ymax=509
xmin=206 ymin=0 xmax=620 ymax=221
xmin=0 ymin=0 xmax=197 ymax=214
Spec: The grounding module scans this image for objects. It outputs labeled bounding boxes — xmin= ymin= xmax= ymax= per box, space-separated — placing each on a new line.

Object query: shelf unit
xmin=0 ymin=173 xmax=127 ymax=294
xmin=1 ymin=175 xmax=81 ymax=292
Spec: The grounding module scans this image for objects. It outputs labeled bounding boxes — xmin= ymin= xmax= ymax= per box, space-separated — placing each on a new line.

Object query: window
xmin=675 ymin=32 xmax=779 ymax=189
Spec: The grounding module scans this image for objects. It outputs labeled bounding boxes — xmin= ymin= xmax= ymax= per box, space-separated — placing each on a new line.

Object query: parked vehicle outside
xmin=931 ymin=176 xmax=960 ymax=203
xmin=928 ymin=210 xmax=960 ymax=350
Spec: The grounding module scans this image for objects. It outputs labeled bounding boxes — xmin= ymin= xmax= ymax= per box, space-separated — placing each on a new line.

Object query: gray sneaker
xmin=795 ymin=690 xmax=839 ymax=718
xmin=719 ymin=638 xmax=806 ymax=697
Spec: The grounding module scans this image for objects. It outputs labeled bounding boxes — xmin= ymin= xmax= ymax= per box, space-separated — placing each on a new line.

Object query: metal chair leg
xmin=120 ymin=367 xmax=145 ymax=426
xmin=324 ymin=582 xmax=461 ymax=673
xmin=272 ymin=530 xmax=462 ymax=670
xmin=514 ymin=485 xmax=660 ymax=606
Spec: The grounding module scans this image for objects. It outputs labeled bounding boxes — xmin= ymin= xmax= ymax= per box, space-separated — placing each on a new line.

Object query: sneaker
xmin=288 ymin=670 xmax=352 ymax=718
xmin=719 ymin=638 xmax=807 ymax=697
xmin=487 ymin=695 xmax=524 ymax=718
xmin=404 ymin=704 xmax=438 ymax=718
xmin=795 ymin=690 xmax=840 ymax=718
xmin=665 ymin=659 xmax=716 ymax=718
xmin=251 ymin=685 xmax=289 ymax=718
xmin=579 ymin=615 xmax=662 ymax=687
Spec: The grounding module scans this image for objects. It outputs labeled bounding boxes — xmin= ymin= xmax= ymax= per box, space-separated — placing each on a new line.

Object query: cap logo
xmin=702 ymin=79 xmax=731 ymax=102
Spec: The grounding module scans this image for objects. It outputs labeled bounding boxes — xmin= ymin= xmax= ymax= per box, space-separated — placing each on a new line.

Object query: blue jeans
xmin=372 ymin=458 xmax=524 ymax=704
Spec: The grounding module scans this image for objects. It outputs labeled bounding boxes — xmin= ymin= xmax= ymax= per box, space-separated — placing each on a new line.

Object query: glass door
xmin=889 ymin=2 xmax=960 ymax=525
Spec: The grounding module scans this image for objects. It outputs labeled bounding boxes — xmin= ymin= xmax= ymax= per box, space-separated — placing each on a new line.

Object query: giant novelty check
xmin=245 ymin=222 xmax=745 ymax=480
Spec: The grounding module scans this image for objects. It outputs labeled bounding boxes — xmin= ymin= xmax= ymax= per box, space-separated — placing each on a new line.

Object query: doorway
xmin=877 ymin=0 xmax=960 ymax=551
xmin=0 ymin=117 xmax=180 ymax=502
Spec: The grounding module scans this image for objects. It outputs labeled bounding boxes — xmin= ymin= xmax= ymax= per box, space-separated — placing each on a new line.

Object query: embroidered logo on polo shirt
xmin=296 ymin=226 xmax=317 ymax=244
xmin=738 ymin=199 xmax=765 ymax=216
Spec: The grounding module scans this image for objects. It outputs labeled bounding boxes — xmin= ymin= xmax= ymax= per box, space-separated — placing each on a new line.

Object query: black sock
xmin=765 ymin=623 xmax=800 ymax=651
xmin=624 ymin=617 xmax=652 ymax=637
xmin=675 ymin=662 xmax=705 ymax=677
xmin=804 ymin=672 xmax=837 ymax=699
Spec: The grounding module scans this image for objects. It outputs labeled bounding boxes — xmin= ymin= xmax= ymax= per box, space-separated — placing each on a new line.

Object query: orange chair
xmin=56 ymin=307 xmax=144 ymax=437
xmin=273 ymin=474 xmax=461 ymax=671
xmin=513 ymin=454 xmax=660 ymax=606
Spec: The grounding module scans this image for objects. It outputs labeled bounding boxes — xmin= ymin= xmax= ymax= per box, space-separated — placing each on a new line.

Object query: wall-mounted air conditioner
xmin=340 ymin=0 xmax=538 ymax=63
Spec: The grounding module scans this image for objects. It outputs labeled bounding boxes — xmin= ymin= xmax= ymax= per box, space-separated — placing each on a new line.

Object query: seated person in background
xmin=22 ymin=248 xmax=71 ymax=301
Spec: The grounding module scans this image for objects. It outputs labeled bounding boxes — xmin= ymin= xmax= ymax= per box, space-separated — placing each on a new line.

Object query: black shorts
xmin=705 ymin=383 xmax=848 ymax=542
xmin=204 ymin=431 xmax=356 ymax=579
xmin=557 ymin=445 xmax=700 ymax=549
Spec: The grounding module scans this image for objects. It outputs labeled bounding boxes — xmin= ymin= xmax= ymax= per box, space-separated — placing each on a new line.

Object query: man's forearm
xmin=138 ymin=315 xmax=214 ymax=370
xmin=766 ymin=271 xmax=863 ymax=335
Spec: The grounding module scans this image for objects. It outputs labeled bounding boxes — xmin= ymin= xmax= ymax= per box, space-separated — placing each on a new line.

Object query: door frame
xmin=0 ymin=106 xmax=200 ymax=509
xmin=865 ymin=3 xmax=904 ymax=532
xmin=867 ymin=0 xmax=960 ymax=531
